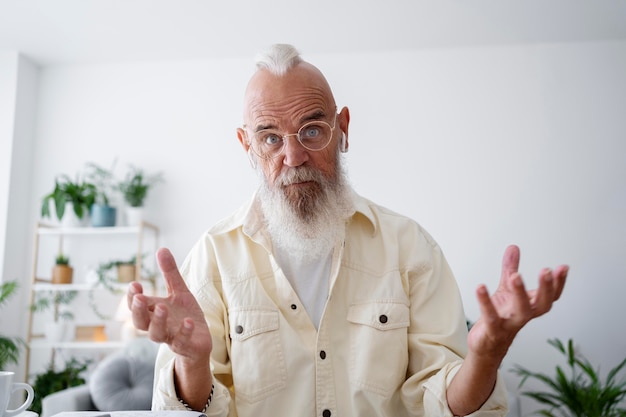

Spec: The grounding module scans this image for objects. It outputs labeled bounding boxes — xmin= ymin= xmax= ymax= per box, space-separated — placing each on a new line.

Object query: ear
xmin=237 ymin=127 xmax=250 ymax=152
xmin=237 ymin=127 xmax=257 ymax=168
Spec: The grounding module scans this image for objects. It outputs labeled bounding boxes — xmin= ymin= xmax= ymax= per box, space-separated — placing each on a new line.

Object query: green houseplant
xmin=51 ymin=252 xmax=73 ymax=284
xmin=512 ymin=338 xmax=626 ymax=417
xmin=117 ymin=165 xmax=163 ymax=226
xmin=29 ymin=357 xmax=90 ymax=414
xmin=30 ymin=289 xmax=77 ymax=342
xmin=100 ymin=255 xmax=138 ymax=283
xmin=87 ymin=255 xmax=138 ymax=319
xmin=30 ymin=290 xmax=77 ymax=322
xmin=85 ymin=161 xmax=118 ymax=227
xmin=0 ymin=280 xmax=25 ymax=369
xmin=41 ymin=174 xmax=97 ymax=225
xmin=117 ymin=165 xmax=163 ymax=208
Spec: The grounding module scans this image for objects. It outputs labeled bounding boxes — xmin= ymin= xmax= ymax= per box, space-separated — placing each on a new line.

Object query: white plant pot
xmin=125 ymin=206 xmax=144 ymax=226
xmin=45 ymin=321 xmax=73 ymax=343
xmin=61 ymin=202 xmax=88 ymax=227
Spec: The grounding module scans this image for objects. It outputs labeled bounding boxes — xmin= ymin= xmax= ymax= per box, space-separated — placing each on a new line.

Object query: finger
xmin=509 ymin=273 xmax=533 ymax=323
xmin=500 ymin=245 xmax=521 ymax=289
xmin=157 ymin=248 xmax=191 ymax=296
xmin=127 ymin=281 xmax=143 ymax=310
xmin=552 ymin=265 xmax=569 ymax=300
xmin=476 ymin=285 xmax=500 ymax=328
xmin=530 ymin=268 xmax=557 ymax=316
xmin=130 ymin=293 xmax=153 ymax=331
xmin=149 ymin=303 xmax=174 ymax=343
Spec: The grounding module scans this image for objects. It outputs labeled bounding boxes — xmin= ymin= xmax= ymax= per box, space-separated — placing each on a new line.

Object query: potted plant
xmin=51 ymin=253 xmax=73 ymax=284
xmin=115 ymin=256 xmax=137 ymax=283
xmin=0 ymin=280 xmax=25 ymax=369
xmin=85 ymin=161 xmax=118 ymax=227
xmin=87 ymin=257 xmax=131 ymax=320
xmin=41 ymin=174 xmax=97 ymax=227
xmin=512 ymin=338 xmax=626 ymax=417
xmin=30 ymin=290 xmax=77 ymax=342
xmin=117 ymin=165 xmax=163 ymax=226
xmin=29 ymin=357 xmax=90 ymax=415
xmin=97 ymin=255 xmax=138 ymax=284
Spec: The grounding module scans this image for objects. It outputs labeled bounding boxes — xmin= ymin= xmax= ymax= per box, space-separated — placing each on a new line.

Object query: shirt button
xmin=319 ymin=350 xmax=326 ymax=360
xmin=291 ymin=304 xmax=297 ymax=310
xmin=322 ymin=410 xmax=331 ymax=417
xmin=379 ymin=314 xmax=388 ymax=324
xmin=235 ymin=325 xmax=243 ymax=334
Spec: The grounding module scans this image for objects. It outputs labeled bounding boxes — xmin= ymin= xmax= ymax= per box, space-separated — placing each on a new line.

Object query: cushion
xmin=88 ymin=352 xmax=154 ymax=411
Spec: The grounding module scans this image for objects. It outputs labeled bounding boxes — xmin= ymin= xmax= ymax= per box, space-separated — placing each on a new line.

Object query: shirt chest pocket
xmin=228 ymin=307 xmax=287 ymax=403
xmin=347 ymin=300 xmax=410 ymax=396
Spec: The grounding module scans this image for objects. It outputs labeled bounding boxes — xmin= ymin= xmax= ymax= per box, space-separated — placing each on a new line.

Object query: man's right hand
xmin=127 ymin=247 xmax=212 ymax=364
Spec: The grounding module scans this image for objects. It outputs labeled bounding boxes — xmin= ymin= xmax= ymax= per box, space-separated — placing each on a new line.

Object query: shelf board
xmin=29 ymin=340 xmax=125 ymax=349
xmin=36 ymin=221 xmax=158 ymax=236
xmin=38 ymin=225 xmax=141 ymax=236
xmin=32 ymin=282 xmax=134 ymax=292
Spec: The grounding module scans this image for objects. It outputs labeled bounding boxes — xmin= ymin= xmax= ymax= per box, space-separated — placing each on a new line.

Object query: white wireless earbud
xmin=340 ymin=133 xmax=348 ymax=153
xmin=247 ymin=149 xmax=257 ymax=169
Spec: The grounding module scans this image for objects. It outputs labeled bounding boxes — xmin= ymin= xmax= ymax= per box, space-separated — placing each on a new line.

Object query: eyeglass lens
xmin=251 ymin=120 xmax=334 ymax=159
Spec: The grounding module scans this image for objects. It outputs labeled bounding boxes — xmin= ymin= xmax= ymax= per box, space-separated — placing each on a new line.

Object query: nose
xmin=281 ymin=134 xmax=309 ymax=167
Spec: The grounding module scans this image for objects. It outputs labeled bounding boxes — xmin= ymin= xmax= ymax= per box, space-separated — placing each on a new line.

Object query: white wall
xmin=0 ymin=52 xmax=18 ymax=282
xmin=0 ymin=52 xmax=38 ymax=383
xmin=7 ymin=40 xmax=626 ymax=413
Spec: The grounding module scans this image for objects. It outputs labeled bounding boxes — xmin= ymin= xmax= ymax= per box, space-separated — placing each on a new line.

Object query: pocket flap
xmin=229 ymin=307 xmax=280 ymax=341
xmin=347 ymin=300 xmax=410 ymax=330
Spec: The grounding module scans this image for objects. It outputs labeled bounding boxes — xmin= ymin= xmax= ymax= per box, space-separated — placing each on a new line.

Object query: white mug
xmin=0 ymin=371 xmax=34 ymax=417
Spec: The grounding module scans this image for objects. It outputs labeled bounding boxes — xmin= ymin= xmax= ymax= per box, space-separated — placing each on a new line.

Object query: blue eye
xmin=261 ymin=132 xmax=282 ymax=146
xmin=300 ymin=125 xmax=322 ymax=140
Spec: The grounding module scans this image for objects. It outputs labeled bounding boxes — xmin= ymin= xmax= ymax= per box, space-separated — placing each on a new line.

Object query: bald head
xmin=243 ymin=45 xmax=337 ymax=128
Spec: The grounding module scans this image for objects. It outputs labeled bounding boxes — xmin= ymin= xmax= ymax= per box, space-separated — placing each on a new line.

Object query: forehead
xmin=244 ymin=63 xmax=335 ymax=128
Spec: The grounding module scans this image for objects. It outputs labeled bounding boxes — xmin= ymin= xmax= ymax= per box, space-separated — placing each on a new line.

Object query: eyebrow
xmin=254 ymin=110 xmax=328 ymax=133
xmin=300 ymin=110 xmax=326 ymax=124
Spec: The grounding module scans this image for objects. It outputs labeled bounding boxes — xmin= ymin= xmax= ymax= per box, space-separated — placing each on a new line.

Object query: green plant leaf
xmin=511 ymin=338 xmax=626 ymax=417
xmin=29 ymin=357 xmax=90 ymax=414
xmin=0 ymin=281 xmax=18 ymax=307
xmin=30 ymin=290 xmax=77 ymax=321
xmin=0 ymin=280 xmax=25 ymax=369
xmin=0 ymin=336 xmax=25 ymax=369
xmin=606 ymin=357 xmax=626 ymax=386
xmin=54 ymin=191 xmax=67 ymax=221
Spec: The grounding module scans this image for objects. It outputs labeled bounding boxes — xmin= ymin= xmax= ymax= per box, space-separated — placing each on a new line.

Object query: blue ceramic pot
xmin=90 ymin=204 xmax=117 ymax=227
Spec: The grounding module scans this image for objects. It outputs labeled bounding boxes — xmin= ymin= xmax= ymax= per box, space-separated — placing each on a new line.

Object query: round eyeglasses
xmin=245 ymin=115 xmax=337 ymax=159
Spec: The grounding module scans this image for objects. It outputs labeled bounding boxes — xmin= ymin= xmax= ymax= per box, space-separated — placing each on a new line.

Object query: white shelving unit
xmin=25 ymin=221 xmax=160 ymax=378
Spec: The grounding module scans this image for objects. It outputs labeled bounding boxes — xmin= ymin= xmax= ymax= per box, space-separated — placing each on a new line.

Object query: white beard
xmin=257 ymin=157 xmax=354 ymax=264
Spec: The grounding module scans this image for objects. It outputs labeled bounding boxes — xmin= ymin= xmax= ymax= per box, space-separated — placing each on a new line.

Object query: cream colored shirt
xmin=152 ymin=192 xmax=509 ymax=417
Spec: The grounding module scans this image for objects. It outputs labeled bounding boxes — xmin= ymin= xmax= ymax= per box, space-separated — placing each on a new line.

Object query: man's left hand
xmin=468 ymin=244 xmax=568 ymax=360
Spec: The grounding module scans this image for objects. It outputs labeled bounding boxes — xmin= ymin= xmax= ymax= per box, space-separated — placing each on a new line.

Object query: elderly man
xmin=128 ymin=44 xmax=568 ymax=417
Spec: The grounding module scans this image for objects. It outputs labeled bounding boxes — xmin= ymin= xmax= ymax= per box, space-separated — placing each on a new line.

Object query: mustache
xmin=276 ymin=167 xmax=324 ymax=187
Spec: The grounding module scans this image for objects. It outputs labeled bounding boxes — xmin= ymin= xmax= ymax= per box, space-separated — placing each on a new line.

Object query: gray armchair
xmin=41 ymin=339 xmax=158 ymax=417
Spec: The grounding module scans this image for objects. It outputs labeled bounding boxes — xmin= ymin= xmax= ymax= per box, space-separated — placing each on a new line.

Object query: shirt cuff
xmin=422 ymin=361 xmax=509 ymax=417
xmin=152 ymin=356 xmax=231 ymax=417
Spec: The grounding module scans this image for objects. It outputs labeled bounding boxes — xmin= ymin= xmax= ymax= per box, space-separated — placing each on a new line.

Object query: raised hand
xmin=468 ymin=244 xmax=568 ymax=359
xmin=127 ymin=247 xmax=212 ymax=362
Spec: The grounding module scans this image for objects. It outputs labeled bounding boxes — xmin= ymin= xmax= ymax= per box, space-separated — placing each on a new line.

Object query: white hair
xmin=255 ymin=44 xmax=303 ymax=76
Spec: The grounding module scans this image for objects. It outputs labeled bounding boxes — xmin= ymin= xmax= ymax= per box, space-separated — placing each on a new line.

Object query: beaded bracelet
xmin=178 ymin=383 xmax=214 ymax=413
